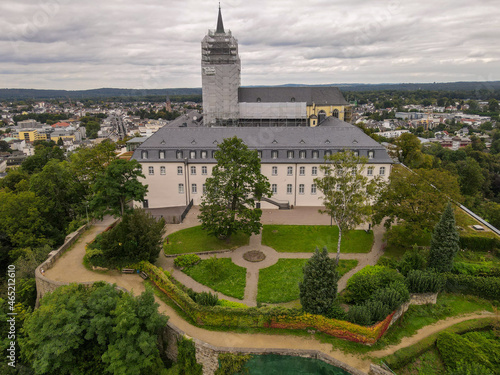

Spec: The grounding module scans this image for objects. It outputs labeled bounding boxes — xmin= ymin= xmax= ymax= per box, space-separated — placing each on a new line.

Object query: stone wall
xmin=162 ymin=323 xmax=368 ymax=375
xmin=410 ymin=292 xmax=438 ymax=305
xmin=34 ymin=219 xmax=120 ymax=307
xmin=369 ymin=364 xmax=394 ymax=375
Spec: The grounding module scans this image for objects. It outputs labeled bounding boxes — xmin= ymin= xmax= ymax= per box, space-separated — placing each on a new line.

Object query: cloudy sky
xmin=1 ymin=0 xmax=499 ymax=90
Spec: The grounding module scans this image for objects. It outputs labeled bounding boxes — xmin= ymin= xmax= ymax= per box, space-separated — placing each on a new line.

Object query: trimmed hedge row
xmin=137 ymin=261 xmax=398 ymax=345
xmin=382 ymin=318 xmax=496 ymax=370
xmin=442 ymin=273 xmax=500 ymax=301
xmin=459 ymin=235 xmax=500 ymax=252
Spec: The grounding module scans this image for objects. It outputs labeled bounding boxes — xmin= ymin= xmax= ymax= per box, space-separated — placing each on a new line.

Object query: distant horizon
xmin=2 ymin=80 xmax=500 ymax=92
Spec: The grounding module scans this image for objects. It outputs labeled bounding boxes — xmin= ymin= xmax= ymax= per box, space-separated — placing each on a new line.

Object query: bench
xmin=139 ymin=271 xmax=149 ymax=280
xmin=122 ymin=268 xmax=135 ymax=274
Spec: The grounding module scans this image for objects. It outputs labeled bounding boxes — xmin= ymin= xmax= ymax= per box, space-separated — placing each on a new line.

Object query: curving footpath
xmin=42 ymin=207 xmax=493 ymax=374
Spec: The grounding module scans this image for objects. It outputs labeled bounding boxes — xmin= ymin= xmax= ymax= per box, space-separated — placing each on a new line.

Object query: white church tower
xmin=201 ymin=5 xmax=241 ymax=126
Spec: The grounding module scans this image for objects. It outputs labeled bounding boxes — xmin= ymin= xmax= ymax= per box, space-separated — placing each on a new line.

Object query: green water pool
xmin=236 ymin=354 xmax=351 ymax=375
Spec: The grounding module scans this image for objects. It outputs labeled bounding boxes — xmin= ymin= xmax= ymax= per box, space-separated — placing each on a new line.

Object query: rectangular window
xmin=143 ymin=199 xmax=149 ymax=208
xmin=311 ymin=184 xmax=317 ymax=194
xmin=272 ymin=166 xmax=278 ymax=176
xmin=257 ymin=150 xmax=262 ymax=159
xmin=312 ymin=150 xmax=319 ymax=159
xmin=299 ymin=184 xmax=304 ymax=194
xmin=201 ymin=166 xmax=207 ymax=175
xmin=287 ymin=184 xmax=292 ymax=194
xmin=148 ymin=166 xmax=154 ymax=175
xmin=192 ymin=184 xmax=197 ymax=194
xmin=178 ymin=183 xmax=184 ymax=194
xmin=160 ymin=166 xmax=166 ymax=175
xmin=367 ymin=167 xmax=374 ymax=176
xmin=325 ymin=151 xmax=332 ymax=157
xmin=368 ymin=151 xmax=374 ymax=159
xmin=201 ymin=150 xmax=207 ymax=159
xmin=142 ymin=150 xmax=148 ymax=159
xmin=176 ymin=150 xmax=183 ymax=159
xmin=190 ymin=166 xmax=196 ymax=175
xmin=272 ymin=150 xmax=278 ymax=159
xmin=299 ymin=150 xmax=306 ymax=159
xmin=353 ymin=150 xmax=359 ymax=157
xmin=212 ymin=150 xmax=217 ymax=158
xmin=287 ymin=166 xmax=293 ymax=176
xmin=312 ymin=166 xmax=318 ymax=176
xmin=177 ymin=166 xmax=183 ymax=175
xmin=380 ymin=167 xmax=386 ymax=175
xmin=202 ymin=184 xmax=206 ymax=194
xmin=272 ymin=184 xmax=277 ymax=194
xmin=159 ymin=150 xmax=165 ymax=159
xmin=299 ymin=166 xmax=305 ymax=176
xmin=190 ymin=151 xmax=196 ymax=159
xmin=287 ymin=150 xmax=294 ymax=159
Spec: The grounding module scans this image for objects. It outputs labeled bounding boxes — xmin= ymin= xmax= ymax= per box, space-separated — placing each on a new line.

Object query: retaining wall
xmin=163 ymin=323 xmax=368 ymax=375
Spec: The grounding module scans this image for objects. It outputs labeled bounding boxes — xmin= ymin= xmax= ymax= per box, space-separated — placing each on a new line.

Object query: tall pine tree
xmin=428 ymin=202 xmax=460 ymax=272
xmin=299 ymin=247 xmax=339 ymax=316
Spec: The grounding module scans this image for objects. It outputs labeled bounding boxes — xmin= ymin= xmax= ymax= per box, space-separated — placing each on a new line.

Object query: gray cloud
xmin=0 ymin=0 xmax=499 ymax=89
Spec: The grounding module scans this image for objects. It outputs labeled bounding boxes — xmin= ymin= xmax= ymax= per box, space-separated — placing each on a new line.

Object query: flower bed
xmin=137 ymin=261 xmax=404 ymax=345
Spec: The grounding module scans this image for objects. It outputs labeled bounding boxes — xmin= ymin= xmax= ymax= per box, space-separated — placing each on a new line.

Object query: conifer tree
xmin=299 ymin=247 xmax=339 ymax=316
xmin=428 ymin=202 xmax=460 ymax=272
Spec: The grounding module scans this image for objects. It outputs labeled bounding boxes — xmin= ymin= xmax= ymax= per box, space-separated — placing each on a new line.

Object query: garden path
xmin=156 ymin=206 xmax=387 ymax=307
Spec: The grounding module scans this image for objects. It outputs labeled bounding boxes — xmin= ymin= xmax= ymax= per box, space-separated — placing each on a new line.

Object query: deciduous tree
xmin=198 ymin=137 xmax=271 ymax=240
xmin=315 ymin=150 xmax=382 ymax=264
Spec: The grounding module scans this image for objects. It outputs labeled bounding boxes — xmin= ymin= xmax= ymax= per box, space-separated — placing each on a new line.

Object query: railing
xmin=180 ymin=199 xmax=194 ymax=222
xmin=260 ymin=196 xmax=290 ymax=209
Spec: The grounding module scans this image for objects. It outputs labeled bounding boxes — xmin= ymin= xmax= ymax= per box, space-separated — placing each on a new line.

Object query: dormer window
xmin=272 ymin=150 xmax=278 ymax=159
xmin=159 ymin=150 xmax=165 ymax=159
xmin=291 ymin=97 xmax=295 ymax=102
xmin=299 ymin=150 xmax=306 ymax=159
xmin=176 ymin=150 xmax=183 ymax=159
xmin=312 ymin=150 xmax=319 ymax=159
xmin=353 ymin=150 xmax=359 ymax=157
xmin=257 ymin=98 xmax=261 ymax=102
xmin=141 ymin=150 xmax=148 ymax=159
xmin=190 ymin=150 xmax=196 ymax=159
xmin=368 ymin=150 xmax=374 ymax=159
xmin=287 ymin=150 xmax=294 ymax=159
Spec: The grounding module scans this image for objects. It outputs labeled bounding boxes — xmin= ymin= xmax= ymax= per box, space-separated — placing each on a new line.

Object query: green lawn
xmin=164 ymin=226 xmax=250 ymax=255
xmin=262 ymin=225 xmax=373 ymax=253
xmin=257 ymin=259 xmax=358 ymax=303
xmin=455 ymin=207 xmax=499 ymax=238
xmin=182 ymin=257 xmax=247 ymax=299
xmin=398 ymin=347 xmax=445 ymax=375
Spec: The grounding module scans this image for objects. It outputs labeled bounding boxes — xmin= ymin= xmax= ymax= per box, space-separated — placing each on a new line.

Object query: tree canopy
xmin=314 ymin=150 xmax=382 ymax=264
xmin=21 ymin=283 xmax=168 ymax=375
xmin=198 ymin=136 xmax=271 ymax=240
xmin=91 ymin=159 xmax=148 ymax=217
xmin=428 ymin=202 xmax=460 ymax=272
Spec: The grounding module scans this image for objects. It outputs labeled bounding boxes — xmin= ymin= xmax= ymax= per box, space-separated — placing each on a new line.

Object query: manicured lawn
xmin=257 ymin=259 xmax=358 ymax=303
xmin=164 ymin=226 xmax=250 ymax=255
xmin=262 ymin=225 xmax=373 ymax=253
xmin=182 ymin=258 xmax=246 ymax=299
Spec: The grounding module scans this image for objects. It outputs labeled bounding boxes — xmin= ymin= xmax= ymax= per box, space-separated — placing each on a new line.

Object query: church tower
xmin=201 ymin=6 xmax=240 ymax=126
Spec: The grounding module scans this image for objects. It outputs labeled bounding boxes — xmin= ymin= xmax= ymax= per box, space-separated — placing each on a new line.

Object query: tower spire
xmin=216 ymin=3 xmax=225 ymax=34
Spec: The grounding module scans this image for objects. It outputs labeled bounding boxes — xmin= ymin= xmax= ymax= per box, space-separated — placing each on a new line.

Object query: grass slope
xmin=182 ymin=258 xmax=246 ymax=299
xmin=164 ymin=226 xmax=250 ymax=255
xmin=262 ymin=225 xmax=373 ymax=253
xmin=257 ymin=259 xmax=358 ymax=303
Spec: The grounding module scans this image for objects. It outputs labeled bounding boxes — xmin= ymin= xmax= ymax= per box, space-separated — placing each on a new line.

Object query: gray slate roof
xmin=238 ymin=86 xmax=349 ymax=106
xmin=132 ymin=118 xmax=393 ymax=164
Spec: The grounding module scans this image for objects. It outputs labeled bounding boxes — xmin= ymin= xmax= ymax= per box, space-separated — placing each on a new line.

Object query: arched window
xmin=291 ymin=97 xmax=295 ymax=102
xmin=333 ymin=109 xmax=339 ymax=118
xmin=318 ymin=110 xmax=326 ymax=124
xmin=256 ymin=97 xmax=261 ymax=103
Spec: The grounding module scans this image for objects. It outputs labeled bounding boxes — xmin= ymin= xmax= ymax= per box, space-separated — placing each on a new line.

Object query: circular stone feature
xmin=243 ymin=250 xmax=266 ymax=262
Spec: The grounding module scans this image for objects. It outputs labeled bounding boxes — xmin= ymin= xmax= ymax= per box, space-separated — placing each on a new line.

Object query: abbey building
xmin=131 ymin=8 xmax=392 ymax=210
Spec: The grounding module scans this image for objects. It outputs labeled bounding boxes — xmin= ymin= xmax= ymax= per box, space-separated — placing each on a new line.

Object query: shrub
xmin=447 ymin=361 xmax=494 ymax=375
xmin=364 ymin=300 xmax=391 ymax=323
xmin=398 ymin=245 xmax=428 ymax=276
xmin=174 ymin=254 xmax=201 ymax=268
xmin=347 ymin=305 xmax=371 ymax=326
xmin=460 ymin=236 xmax=500 ymax=252
xmin=442 ymin=273 xmax=500 ymax=300
xmin=177 ymin=337 xmax=203 ymax=375
xmin=452 ymin=261 xmax=500 ymax=277
xmin=371 ymin=281 xmax=409 ymax=312
xmin=406 ymin=270 xmax=444 ymax=293
xmin=195 ymin=291 xmax=219 ymax=306
xmin=215 ymin=353 xmax=252 ymax=375
xmin=326 ymin=301 xmax=347 ymax=320
xmin=345 ymin=266 xmax=404 ymax=304
xmin=205 ymin=255 xmax=224 ymax=280
xmin=428 ymin=202 xmax=460 ymax=273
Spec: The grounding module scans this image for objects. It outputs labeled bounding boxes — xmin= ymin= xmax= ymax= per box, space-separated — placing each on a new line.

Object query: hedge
xmin=136 ymin=261 xmax=400 ymax=345
xmin=442 ymin=273 xmax=500 ymax=301
xmin=459 ymin=235 xmax=500 ymax=252
xmin=382 ymin=318 xmax=496 ymax=370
